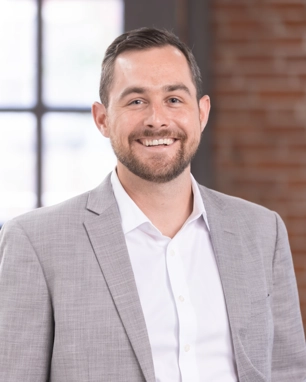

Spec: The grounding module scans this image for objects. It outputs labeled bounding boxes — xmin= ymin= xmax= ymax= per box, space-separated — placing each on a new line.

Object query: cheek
xmin=176 ymin=114 xmax=202 ymax=137
xmin=110 ymin=112 xmax=142 ymax=134
xmin=173 ymin=108 xmax=200 ymax=126
xmin=108 ymin=124 xmax=132 ymax=149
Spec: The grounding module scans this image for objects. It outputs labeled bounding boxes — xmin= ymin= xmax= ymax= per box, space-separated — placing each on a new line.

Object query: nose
xmin=144 ymin=103 xmax=169 ymax=128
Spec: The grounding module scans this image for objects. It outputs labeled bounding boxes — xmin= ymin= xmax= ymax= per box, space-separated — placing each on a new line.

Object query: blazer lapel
xmin=200 ymin=187 xmax=251 ymax=337
xmin=84 ymin=175 xmax=155 ymax=382
xmin=199 ymin=186 xmax=267 ymax=382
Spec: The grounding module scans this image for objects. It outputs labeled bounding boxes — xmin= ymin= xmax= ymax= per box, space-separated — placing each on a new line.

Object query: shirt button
xmin=178 ymin=295 xmax=185 ymax=302
xmin=170 ymin=249 xmax=175 ymax=256
xmin=184 ymin=344 xmax=190 ymax=352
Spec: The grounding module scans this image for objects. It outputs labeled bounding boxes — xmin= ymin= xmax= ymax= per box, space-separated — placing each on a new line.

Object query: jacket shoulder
xmin=3 ymin=174 xmax=114 ymax=237
xmin=10 ymin=190 xmax=90 ymax=227
xmin=198 ymin=184 xmax=281 ymax=229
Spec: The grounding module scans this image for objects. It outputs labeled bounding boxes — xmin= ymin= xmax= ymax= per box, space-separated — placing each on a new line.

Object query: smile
xmin=138 ymin=138 xmax=175 ymax=147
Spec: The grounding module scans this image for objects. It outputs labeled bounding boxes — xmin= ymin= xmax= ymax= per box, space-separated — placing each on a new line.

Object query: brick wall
xmin=211 ymin=0 xmax=306 ymax=327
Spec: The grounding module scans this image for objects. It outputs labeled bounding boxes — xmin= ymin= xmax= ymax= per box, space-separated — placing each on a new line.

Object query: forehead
xmin=111 ymin=45 xmax=195 ymax=91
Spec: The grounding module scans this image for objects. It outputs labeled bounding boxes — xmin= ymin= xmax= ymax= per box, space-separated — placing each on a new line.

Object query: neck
xmin=117 ymin=165 xmax=193 ymax=238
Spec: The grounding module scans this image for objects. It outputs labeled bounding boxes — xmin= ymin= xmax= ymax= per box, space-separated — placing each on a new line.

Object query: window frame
xmin=0 ymin=0 xmax=92 ymax=209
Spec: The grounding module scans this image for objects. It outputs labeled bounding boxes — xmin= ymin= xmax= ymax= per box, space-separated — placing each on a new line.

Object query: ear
xmin=92 ymin=102 xmax=110 ymax=138
xmin=198 ymin=95 xmax=211 ymax=133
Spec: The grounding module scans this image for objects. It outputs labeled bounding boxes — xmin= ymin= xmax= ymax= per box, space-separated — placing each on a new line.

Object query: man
xmin=0 ymin=28 xmax=305 ymax=382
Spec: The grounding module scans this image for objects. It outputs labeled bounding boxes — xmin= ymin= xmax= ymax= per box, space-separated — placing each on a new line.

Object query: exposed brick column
xmin=211 ymin=0 xmax=306 ymax=327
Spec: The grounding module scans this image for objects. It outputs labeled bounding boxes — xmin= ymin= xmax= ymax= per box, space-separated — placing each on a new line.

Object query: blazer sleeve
xmin=0 ymin=220 xmax=53 ymax=382
xmin=271 ymin=213 xmax=306 ymax=381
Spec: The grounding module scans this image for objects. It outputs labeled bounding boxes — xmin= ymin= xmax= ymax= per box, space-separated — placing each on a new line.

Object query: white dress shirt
xmin=111 ymin=170 xmax=238 ymax=382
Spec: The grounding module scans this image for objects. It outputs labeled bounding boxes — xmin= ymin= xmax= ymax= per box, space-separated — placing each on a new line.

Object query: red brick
xmin=212 ymin=0 xmax=306 ymax=327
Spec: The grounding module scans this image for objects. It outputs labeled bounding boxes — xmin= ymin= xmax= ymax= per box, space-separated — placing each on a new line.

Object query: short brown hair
xmin=99 ymin=27 xmax=202 ymax=107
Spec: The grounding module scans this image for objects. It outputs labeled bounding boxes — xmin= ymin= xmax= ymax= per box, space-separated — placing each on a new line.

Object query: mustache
xmin=129 ymin=129 xmax=187 ymax=142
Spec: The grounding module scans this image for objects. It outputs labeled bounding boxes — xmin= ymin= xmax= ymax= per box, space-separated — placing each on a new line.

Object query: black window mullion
xmin=36 ymin=0 xmax=43 ymax=207
xmin=35 ymin=0 xmax=92 ymax=208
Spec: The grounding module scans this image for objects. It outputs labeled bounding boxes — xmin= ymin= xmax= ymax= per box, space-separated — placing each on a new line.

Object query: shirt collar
xmin=111 ymin=169 xmax=210 ymax=235
xmin=189 ymin=174 xmax=210 ymax=230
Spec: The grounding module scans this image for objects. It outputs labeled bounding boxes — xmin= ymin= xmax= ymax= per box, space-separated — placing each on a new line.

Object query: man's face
xmin=94 ymin=45 xmax=210 ymax=183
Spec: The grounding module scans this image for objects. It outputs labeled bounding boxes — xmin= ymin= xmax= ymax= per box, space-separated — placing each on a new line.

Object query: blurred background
xmin=1 ymin=0 xmax=305 ymax=328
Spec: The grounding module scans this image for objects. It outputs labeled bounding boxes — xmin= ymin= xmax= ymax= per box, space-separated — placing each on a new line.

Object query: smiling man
xmin=0 ymin=28 xmax=306 ymax=382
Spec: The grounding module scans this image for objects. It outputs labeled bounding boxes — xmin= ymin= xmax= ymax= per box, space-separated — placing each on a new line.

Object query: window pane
xmin=0 ymin=113 xmax=36 ymax=225
xmin=43 ymin=0 xmax=124 ymax=107
xmin=0 ymin=0 xmax=36 ymax=107
xmin=42 ymin=113 xmax=116 ymax=206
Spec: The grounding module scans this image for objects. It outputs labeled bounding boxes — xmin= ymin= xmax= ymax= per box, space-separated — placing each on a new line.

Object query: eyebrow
xmin=162 ymin=83 xmax=191 ymax=96
xmin=118 ymin=83 xmax=191 ymax=101
xmin=119 ymin=86 xmax=146 ymax=101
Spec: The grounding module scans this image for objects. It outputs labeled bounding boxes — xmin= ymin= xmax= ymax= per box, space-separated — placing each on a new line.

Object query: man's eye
xmin=169 ymin=98 xmax=181 ymax=103
xmin=130 ymin=99 xmax=143 ymax=105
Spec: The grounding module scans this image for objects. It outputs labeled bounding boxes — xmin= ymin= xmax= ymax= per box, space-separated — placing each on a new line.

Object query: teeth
xmin=142 ymin=138 xmax=174 ymax=146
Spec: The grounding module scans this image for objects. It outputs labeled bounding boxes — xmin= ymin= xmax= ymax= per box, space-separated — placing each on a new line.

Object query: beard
xmin=109 ymin=128 xmax=201 ymax=183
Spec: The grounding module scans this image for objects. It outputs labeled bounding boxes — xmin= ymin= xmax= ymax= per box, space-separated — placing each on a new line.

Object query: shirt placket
xmin=166 ymin=239 xmax=200 ymax=382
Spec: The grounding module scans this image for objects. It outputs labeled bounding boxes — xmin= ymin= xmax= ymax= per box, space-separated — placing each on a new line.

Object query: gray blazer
xmin=0 ymin=174 xmax=305 ymax=382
